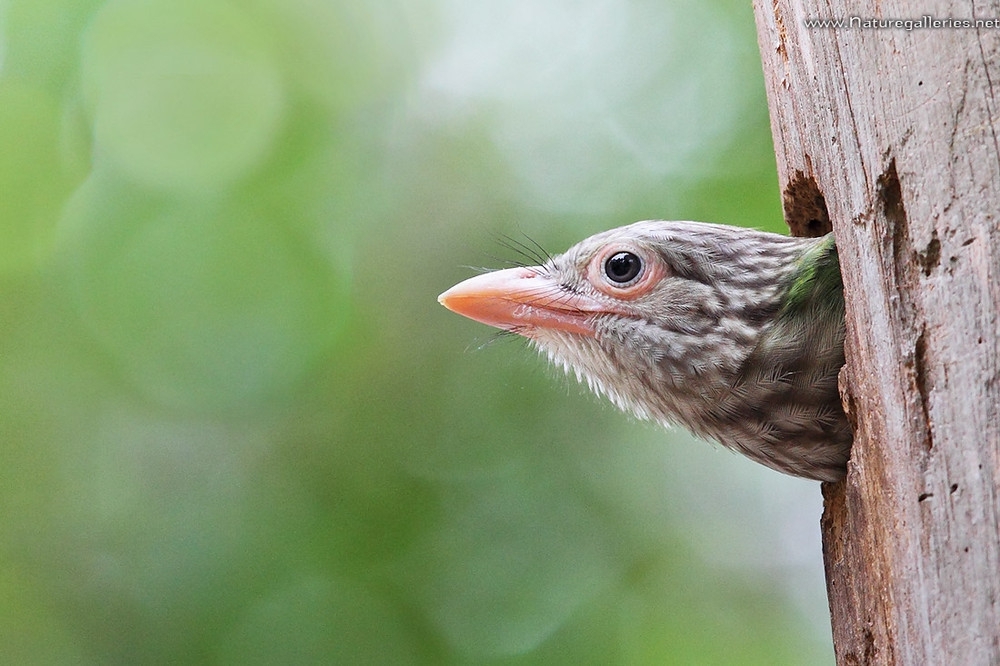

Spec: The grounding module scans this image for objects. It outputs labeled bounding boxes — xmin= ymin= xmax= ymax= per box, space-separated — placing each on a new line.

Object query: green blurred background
xmin=0 ymin=0 xmax=834 ymax=663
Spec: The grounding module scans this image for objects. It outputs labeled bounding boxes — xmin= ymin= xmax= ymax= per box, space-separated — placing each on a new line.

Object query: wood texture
xmin=752 ymin=2 xmax=1000 ymax=664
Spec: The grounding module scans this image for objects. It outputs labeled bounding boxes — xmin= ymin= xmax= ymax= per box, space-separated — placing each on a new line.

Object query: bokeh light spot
xmin=82 ymin=0 xmax=285 ymax=192
xmin=401 ymin=476 xmax=622 ymax=658
xmin=0 ymin=80 xmax=75 ymax=271
xmin=61 ymin=176 xmax=348 ymax=412
xmin=217 ymin=576 xmax=419 ymax=665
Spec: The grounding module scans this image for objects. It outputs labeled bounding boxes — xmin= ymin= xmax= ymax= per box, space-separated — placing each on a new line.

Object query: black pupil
xmin=604 ymin=252 xmax=642 ymax=284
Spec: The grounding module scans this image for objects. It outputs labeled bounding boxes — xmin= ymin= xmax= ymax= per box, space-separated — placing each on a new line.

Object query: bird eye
xmin=603 ymin=251 xmax=643 ymax=284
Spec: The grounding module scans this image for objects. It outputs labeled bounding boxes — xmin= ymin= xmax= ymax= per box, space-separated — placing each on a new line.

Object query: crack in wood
xmin=972 ymin=29 xmax=1000 ymax=174
xmin=879 ymin=159 xmax=936 ymax=457
xmin=915 ymin=327 xmax=933 ymax=452
xmin=880 ymin=160 xmax=908 ymax=275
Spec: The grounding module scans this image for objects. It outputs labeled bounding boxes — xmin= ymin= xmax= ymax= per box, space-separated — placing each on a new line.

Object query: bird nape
xmin=438 ymin=220 xmax=851 ymax=482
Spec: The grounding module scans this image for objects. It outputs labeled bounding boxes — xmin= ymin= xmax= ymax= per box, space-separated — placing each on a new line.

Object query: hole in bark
xmin=919 ymin=233 xmax=941 ymax=276
xmin=918 ymin=492 xmax=934 ymax=502
xmin=950 ymin=483 xmax=959 ymax=494
xmin=782 ymin=171 xmax=831 ymax=237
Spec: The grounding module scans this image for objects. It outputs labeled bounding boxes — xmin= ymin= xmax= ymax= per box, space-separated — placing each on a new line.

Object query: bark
xmin=752 ymin=2 xmax=1000 ymax=664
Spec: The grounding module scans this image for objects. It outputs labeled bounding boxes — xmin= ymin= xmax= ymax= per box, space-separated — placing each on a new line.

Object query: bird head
xmin=440 ymin=221 xmax=807 ymax=418
xmin=438 ymin=220 xmax=849 ymax=481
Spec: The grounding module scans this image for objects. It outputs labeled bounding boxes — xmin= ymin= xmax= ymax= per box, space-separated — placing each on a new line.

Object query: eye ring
xmin=602 ymin=251 xmax=643 ymax=285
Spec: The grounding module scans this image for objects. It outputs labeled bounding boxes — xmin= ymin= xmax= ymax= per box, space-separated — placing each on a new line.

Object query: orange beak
xmin=438 ymin=266 xmax=600 ymax=337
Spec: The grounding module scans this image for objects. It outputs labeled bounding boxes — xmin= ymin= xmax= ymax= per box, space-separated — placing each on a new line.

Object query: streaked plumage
xmin=439 ymin=221 xmax=851 ymax=481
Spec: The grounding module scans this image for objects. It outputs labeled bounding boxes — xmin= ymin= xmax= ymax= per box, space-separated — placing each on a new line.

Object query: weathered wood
xmin=752 ymin=2 xmax=1000 ymax=664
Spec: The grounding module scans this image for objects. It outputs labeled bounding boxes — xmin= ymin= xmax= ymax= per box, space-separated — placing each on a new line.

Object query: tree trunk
xmin=752 ymin=2 xmax=1000 ymax=664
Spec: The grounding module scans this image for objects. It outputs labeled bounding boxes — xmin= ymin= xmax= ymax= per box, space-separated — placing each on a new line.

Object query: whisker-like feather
xmin=498 ymin=233 xmax=549 ymax=266
xmin=518 ymin=231 xmax=554 ymax=264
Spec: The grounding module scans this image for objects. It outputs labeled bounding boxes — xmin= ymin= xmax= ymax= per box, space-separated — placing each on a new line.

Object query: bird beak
xmin=438 ymin=266 xmax=599 ymax=337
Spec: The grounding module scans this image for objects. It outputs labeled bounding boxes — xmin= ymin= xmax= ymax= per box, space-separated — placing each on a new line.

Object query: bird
xmin=438 ymin=220 xmax=851 ymax=482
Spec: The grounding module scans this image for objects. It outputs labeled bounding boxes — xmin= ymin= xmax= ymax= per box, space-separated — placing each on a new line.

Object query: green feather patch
xmin=781 ymin=234 xmax=842 ymax=316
